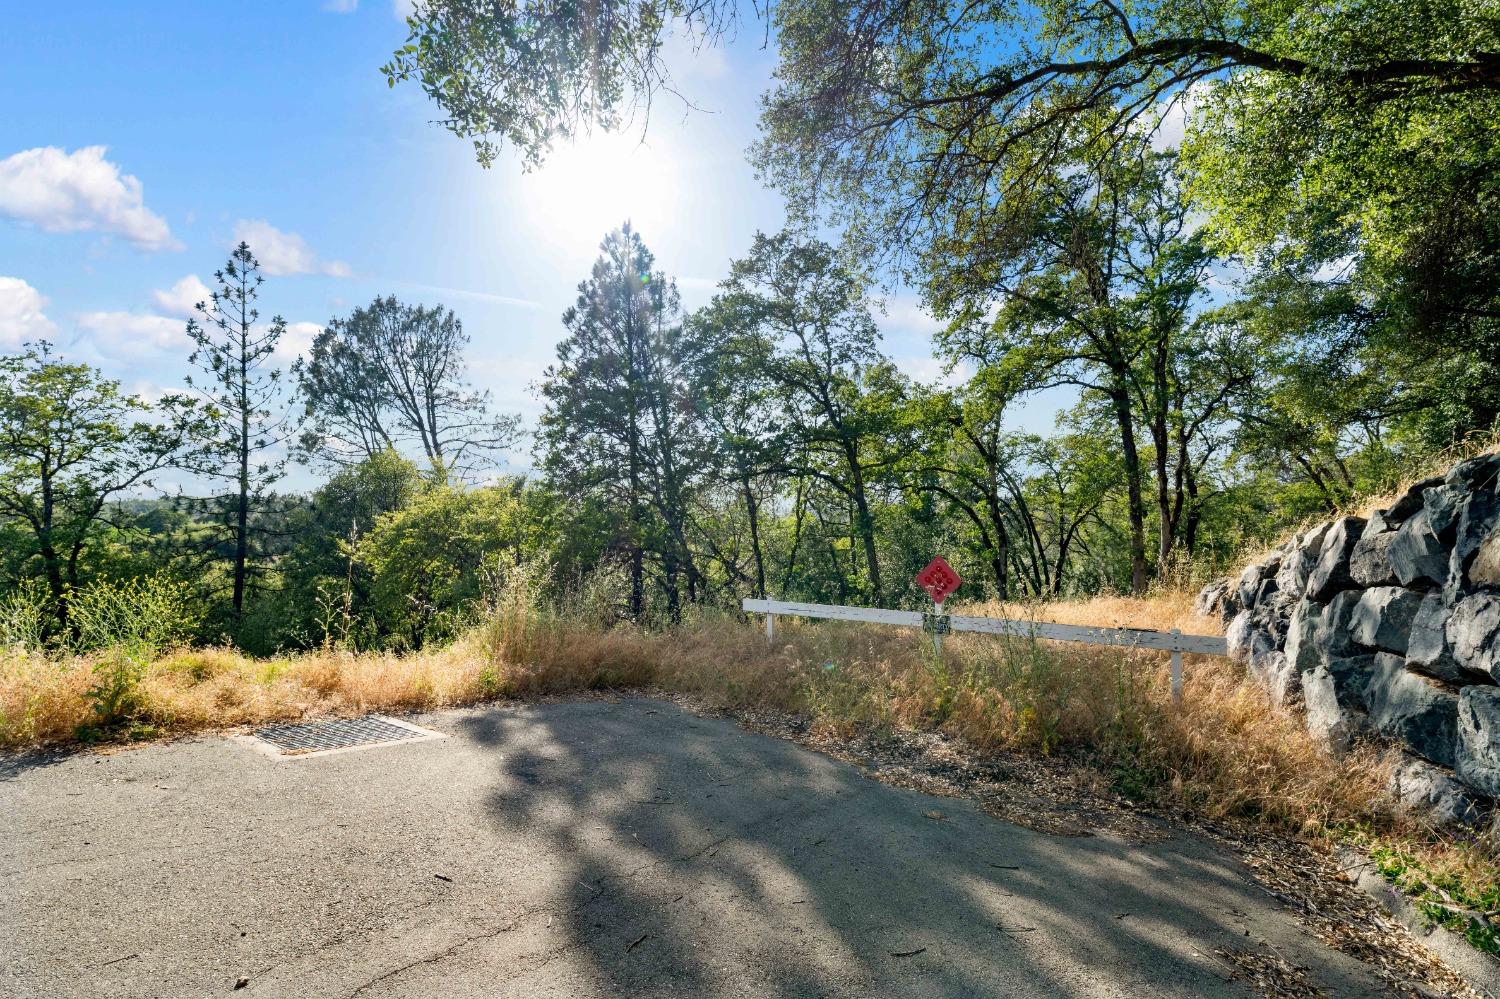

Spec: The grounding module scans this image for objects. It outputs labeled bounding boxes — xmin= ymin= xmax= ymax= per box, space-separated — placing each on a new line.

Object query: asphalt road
xmin=2 ymin=698 xmax=1403 ymax=997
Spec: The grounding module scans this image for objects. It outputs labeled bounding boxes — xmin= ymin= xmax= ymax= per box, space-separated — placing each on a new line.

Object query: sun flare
xmin=519 ymin=130 xmax=683 ymax=254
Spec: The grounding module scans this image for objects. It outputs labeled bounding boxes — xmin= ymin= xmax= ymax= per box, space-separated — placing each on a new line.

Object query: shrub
xmin=0 ymin=579 xmax=50 ymax=654
xmin=68 ymin=575 xmax=200 ymax=732
xmin=363 ymin=483 xmax=538 ymax=650
xmin=69 ymin=574 xmax=200 ymax=657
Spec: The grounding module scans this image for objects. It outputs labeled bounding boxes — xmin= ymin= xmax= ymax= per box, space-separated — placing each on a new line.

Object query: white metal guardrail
xmin=742 ymin=597 xmax=1228 ymax=703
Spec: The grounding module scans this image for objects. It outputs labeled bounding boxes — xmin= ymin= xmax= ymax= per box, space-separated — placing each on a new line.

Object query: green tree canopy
xmin=0 ymin=344 xmax=209 ymax=631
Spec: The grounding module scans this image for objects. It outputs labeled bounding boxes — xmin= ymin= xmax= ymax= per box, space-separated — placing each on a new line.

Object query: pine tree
xmin=185 ymin=242 xmax=296 ymax=623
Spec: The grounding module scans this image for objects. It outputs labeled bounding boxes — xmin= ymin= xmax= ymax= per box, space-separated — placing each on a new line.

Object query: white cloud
xmin=893 ymin=354 xmax=969 ymax=388
xmin=75 ymin=310 xmax=188 ymax=360
xmin=275 ymin=320 xmax=322 ymax=362
xmin=1149 ymin=84 xmax=1207 ymax=152
xmin=231 ymin=219 xmax=351 ymax=278
xmin=324 ymin=0 xmax=358 ymax=11
xmin=877 ymin=295 xmax=946 ymax=337
xmin=392 ymin=0 xmax=414 ymax=19
xmin=0 ymin=276 xmax=58 ymax=348
xmin=150 ymin=274 xmax=213 ymax=319
xmin=0 ymin=146 xmax=180 ymax=251
xmin=74 ymin=308 xmax=320 ymax=366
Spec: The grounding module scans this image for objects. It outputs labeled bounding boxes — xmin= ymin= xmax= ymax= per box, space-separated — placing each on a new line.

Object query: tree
xmin=296 ymin=296 xmax=521 ymax=478
xmin=363 ymin=483 xmax=535 ymax=650
xmin=389 ymin=2 xmax=1499 ymax=165
xmin=274 ymin=449 xmax=428 ymax=649
xmin=0 ymin=344 xmax=207 ymax=631
xmin=903 ymin=373 xmax=1027 ymax=599
xmin=928 ymin=146 xmax=1217 ymax=591
xmin=1185 ymin=78 xmax=1500 ymax=443
xmin=387 ymin=2 xmax=1497 ymax=253
xmin=715 ymin=230 xmax=897 ymax=602
xmin=382 ymin=0 xmax=739 ymax=167
xmin=536 ymin=224 xmax=702 ymax=622
xmin=185 ymin=242 xmax=296 ymax=622
xmin=685 ymin=304 xmax=782 ymax=599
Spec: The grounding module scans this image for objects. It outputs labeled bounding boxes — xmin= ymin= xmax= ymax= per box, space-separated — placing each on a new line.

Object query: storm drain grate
xmin=252 ymin=716 xmax=437 ymax=756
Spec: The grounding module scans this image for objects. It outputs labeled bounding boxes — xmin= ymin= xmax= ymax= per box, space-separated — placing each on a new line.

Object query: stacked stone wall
xmin=1198 ymin=452 xmax=1500 ymax=825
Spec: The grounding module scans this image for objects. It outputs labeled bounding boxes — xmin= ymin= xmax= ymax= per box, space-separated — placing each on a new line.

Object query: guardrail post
xmin=1169 ymin=629 xmax=1183 ymax=705
xmin=765 ymin=611 xmax=775 ymax=645
xmin=929 ymin=601 xmax=947 ymax=658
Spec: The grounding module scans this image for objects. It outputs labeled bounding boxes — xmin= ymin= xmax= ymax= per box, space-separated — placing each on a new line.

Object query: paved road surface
xmin=3 ymin=699 xmax=1405 ymax=997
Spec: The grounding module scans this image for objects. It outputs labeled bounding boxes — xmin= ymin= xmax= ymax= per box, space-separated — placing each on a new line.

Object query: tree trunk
xmin=232 ymin=351 xmax=250 ymax=617
xmin=845 ymin=446 xmax=882 ymax=602
xmin=782 ymin=476 xmax=806 ymax=593
xmin=743 ymin=474 xmax=767 ymax=599
xmin=1108 ymin=385 xmax=1149 ymax=594
xmin=983 ymin=490 xmax=1010 ymax=600
xmin=1184 ymin=465 xmax=1202 ymax=556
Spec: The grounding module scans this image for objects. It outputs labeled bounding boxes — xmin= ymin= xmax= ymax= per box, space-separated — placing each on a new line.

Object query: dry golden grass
xmin=961 ymin=588 xmax=1219 ymax=635
xmin=1352 ymin=432 xmax=1500 ymax=520
xmin=0 ymin=599 xmax=1447 ymax=844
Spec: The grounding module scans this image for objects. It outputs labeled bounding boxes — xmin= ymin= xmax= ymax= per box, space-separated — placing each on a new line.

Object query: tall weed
xmin=0 ymin=579 xmax=50 ymax=653
xmin=69 ymin=575 xmax=200 ymax=734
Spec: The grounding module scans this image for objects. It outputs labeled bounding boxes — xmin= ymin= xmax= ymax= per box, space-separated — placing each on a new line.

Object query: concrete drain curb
xmin=235 ymin=715 xmax=445 ymax=760
xmin=1338 ymin=848 xmax=1500 ymax=998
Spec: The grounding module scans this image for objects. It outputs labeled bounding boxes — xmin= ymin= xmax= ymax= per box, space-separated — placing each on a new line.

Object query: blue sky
xmin=0 ymin=2 xmax=1054 ymax=487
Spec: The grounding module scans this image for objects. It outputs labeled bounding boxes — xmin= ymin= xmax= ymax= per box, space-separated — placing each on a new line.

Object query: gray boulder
xmin=1424 ymin=483 xmax=1465 ymax=539
xmin=1284 ymin=598 xmax=1324 ymax=676
xmin=1386 ymin=476 xmax=1443 ymax=524
xmin=1225 ymin=610 xmax=1275 ymax=665
xmin=1243 ymin=587 xmax=1296 ymax=647
xmin=1389 ymin=753 xmax=1486 ymax=828
xmin=1361 ymin=652 xmax=1458 ymax=767
xmin=1457 ymin=686 xmax=1500 ymax=798
xmin=1362 ymin=509 xmax=1395 ymax=538
xmin=1405 ymin=592 xmax=1465 ymax=684
xmin=1350 ymin=586 xmax=1423 ymax=654
xmin=1236 ymin=562 xmax=1273 ymax=610
xmin=1194 ymin=577 xmax=1232 ymax=619
xmin=1225 ymin=610 xmax=1254 ymax=661
xmin=1452 ymin=482 xmax=1500 ymax=591
xmin=1349 ymin=530 xmax=1400 ymax=587
xmin=1387 ymin=509 xmax=1448 ymax=587
xmin=1444 ymin=451 xmax=1500 ymax=491
xmin=1316 ymin=589 xmax=1365 ymax=661
xmin=1274 ymin=525 xmax=1328 ymax=602
xmin=1448 ymin=593 xmax=1500 ymax=682
xmin=1249 ymin=649 xmax=1301 ymax=707
xmin=1307 ymin=516 xmax=1366 ymax=601
xmin=1468 ymin=523 xmax=1500 ymax=589
xmin=1304 ymin=654 xmax=1375 ymax=750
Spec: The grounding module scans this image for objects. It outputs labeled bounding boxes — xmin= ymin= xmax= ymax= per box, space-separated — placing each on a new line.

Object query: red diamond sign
xmin=915 ymin=556 xmax=962 ymax=605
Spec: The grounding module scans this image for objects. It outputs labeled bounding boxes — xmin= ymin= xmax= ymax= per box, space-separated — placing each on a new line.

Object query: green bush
xmin=68 ymin=575 xmax=200 ymax=732
xmin=0 ymin=578 xmax=50 ymax=653
xmin=69 ymin=575 xmax=200 ymax=657
xmin=364 ymin=483 xmax=539 ymax=650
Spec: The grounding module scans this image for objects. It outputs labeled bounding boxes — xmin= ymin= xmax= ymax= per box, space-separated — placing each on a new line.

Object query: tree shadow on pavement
xmin=454 ymin=698 xmax=1386 ymax=998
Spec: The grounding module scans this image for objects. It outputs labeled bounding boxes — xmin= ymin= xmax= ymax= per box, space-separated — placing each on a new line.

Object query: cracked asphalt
xmin=2 ymin=698 xmax=1409 ymax=997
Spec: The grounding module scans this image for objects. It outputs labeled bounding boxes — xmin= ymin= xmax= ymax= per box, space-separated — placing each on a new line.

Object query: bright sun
xmin=519 ymin=129 xmax=683 ymax=254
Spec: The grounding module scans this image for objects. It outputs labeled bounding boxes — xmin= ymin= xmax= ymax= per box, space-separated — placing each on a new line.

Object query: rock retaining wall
xmin=1198 ymin=452 xmax=1500 ymax=826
